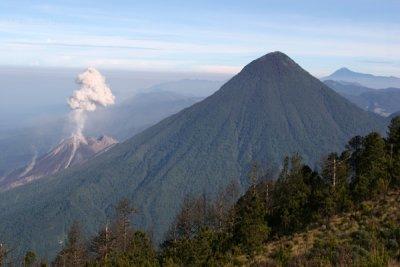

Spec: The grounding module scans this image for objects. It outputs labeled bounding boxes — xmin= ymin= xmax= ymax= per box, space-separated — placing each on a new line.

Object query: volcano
xmin=0 ymin=52 xmax=387 ymax=257
xmin=0 ymin=135 xmax=117 ymax=190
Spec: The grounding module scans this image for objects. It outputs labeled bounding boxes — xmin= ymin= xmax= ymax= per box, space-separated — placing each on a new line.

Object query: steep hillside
xmin=0 ymin=52 xmax=387 ymax=257
xmin=246 ymin=189 xmax=400 ymax=266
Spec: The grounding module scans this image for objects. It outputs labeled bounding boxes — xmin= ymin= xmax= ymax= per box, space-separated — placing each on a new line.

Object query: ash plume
xmin=68 ymin=67 xmax=115 ymax=137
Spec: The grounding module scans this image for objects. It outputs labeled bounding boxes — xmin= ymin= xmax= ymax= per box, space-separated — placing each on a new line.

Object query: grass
xmin=239 ymin=189 xmax=400 ymax=266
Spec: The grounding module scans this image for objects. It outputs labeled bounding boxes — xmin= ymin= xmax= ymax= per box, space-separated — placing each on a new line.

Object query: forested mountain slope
xmin=0 ymin=52 xmax=387 ymax=257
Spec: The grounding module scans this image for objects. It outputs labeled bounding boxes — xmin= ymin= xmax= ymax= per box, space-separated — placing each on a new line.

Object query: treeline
xmin=2 ymin=117 xmax=400 ymax=266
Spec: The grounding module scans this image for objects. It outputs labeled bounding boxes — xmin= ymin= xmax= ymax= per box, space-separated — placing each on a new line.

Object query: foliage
xmin=156 ymin=117 xmax=400 ymax=266
xmin=53 ymin=221 xmax=87 ymax=266
xmin=4 ymin=115 xmax=400 ymax=265
xmin=23 ymin=251 xmax=37 ymax=267
xmin=52 ymin=199 xmax=158 ymax=267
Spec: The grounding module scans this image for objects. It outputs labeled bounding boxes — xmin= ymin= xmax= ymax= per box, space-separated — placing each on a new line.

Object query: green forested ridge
xmin=2 ymin=116 xmax=400 ymax=266
xmin=0 ymin=52 xmax=387 ymax=258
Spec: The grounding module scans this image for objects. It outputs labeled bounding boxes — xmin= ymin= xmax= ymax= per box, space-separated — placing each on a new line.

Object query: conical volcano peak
xmin=241 ymin=51 xmax=301 ymax=76
xmin=258 ymin=51 xmax=292 ymax=61
xmin=332 ymin=67 xmax=354 ymax=75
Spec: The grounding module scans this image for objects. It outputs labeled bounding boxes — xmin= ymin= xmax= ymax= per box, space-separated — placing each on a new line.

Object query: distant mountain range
xmin=324 ymin=80 xmax=400 ymax=116
xmin=0 ymin=52 xmax=387 ymax=258
xmin=322 ymin=67 xmax=400 ymax=89
xmin=0 ymin=135 xmax=117 ymax=190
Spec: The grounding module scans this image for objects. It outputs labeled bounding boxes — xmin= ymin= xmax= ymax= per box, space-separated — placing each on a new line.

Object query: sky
xmin=0 ymin=0 xmax=400 ymax=77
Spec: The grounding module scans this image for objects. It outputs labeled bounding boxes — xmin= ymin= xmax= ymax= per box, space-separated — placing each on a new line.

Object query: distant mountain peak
xmin=334 ymin=67 xmax=353 ymax=74
xmin=322 ymin=67 xmax=400 ymax=89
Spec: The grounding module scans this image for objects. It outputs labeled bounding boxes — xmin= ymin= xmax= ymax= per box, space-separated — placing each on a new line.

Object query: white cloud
xmin=0 ymin=11 xmax=399 ymax=76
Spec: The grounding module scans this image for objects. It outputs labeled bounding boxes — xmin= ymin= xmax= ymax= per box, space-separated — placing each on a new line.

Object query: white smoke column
xmin=66 ymin=68 xmax=115 ymax=165
xmin=68 ymin=67 xmax=115 ymax=137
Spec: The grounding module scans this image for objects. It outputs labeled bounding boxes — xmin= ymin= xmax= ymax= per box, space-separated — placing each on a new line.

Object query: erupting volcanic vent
xmin=0 ymin=68 xmax=118 ymax=190
xmin=0 ymin=135 xmax=117 ymax=190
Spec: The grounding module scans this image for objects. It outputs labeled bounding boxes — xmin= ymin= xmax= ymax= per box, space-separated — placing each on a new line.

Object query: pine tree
xmin=23 ymin=251 xmax=37 ymax=267
xmin=0 ymin=243 xmax=8 ymax=266
xmin=166 ymin=194 xmax=213 ymax=241
xmin=110 ymin=231 xmax=158 ymax=267
xmin=321 ymin=152 xmax=352 ymax=213
xmin=387 ymin=116 xmax=400 ymax=186
xmin=113 ymin=198 xmax=137 ymax=253
xmin=270 ymin=155 xmax=311 ymax=234
xmin=351 ymin=132 xmax=389 ymax=201
xmin=89 ymin=226 xmax=114 ymax=263
xmin=210 ymin=181 xmax=239 ymax=231
xmin=387 ymin=116 xmax=400 ymax=152
xmin=231 ymin=163 xmax=270 ymax=255
xmin=53 ymin=221 xmax=87 ymax=266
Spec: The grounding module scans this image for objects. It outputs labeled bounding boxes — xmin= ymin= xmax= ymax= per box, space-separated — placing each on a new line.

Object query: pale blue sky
xmin=1 ymin=0 xmax=399 ymax=76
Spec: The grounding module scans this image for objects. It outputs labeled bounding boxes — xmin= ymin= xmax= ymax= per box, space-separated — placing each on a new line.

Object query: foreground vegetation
xmin=2 ymin=116 xmax=400 ymax=266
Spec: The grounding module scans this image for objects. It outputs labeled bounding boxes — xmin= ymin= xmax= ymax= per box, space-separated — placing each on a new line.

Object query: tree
xmin=210 ymin=180 xmax=240 ymax=231
xmin=89 ymin=198 xmax=158 ymax=266
xmin=0 ymin=243 xmax=9 ymax=266
xmin=270 ymin=155 xmax=311 ymax=234
xmin=53 ymin=221 xmax=87 ymax=266
xmin=387 ymin=116 xmax=400 ymax=152
xmin=89 ymin=226 xmax=114 ymax=263
xmin=109 ymin=231 xmax=158 ymax=266
xmin=23 ymin=251 xmax=37 ymax=267
xmin=231 ymin=163 xmax=270 ymax=255
xmin=166 ymin=194 xmax=211 ymax=241
xmin=232 ymin=187 xmax=270 ymax=255
xmin=346 ymin=135 xmax=364 ymax=176
xmin=387 ymin=116 xmax=400 ymax=186
xmin=113 ymin=198 xmax=137 ymax=253
xmin=161 ymin=182 xmax=241 ymax=265
xmin=320 ymin=152 xmax=352 ymax=213
xmin=351 ymin=132 xmax=389 ymax=201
